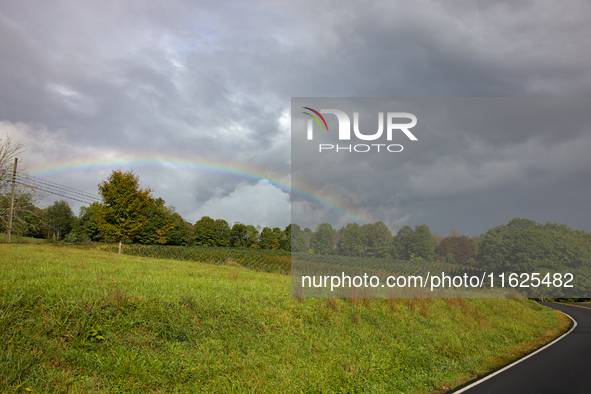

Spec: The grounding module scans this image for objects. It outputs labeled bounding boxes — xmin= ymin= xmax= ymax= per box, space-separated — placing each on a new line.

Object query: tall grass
xmin=0 ymin=233 xmax=47 ymax=244
xmin=0 ymin=244 xmax=569 ymax=393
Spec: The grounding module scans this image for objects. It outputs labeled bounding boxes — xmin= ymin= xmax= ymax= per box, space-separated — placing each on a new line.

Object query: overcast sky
xmin=291 ymin=97 xmax=591 ymax=235
xmin=1 ymin=0 xmax=591 ymax=236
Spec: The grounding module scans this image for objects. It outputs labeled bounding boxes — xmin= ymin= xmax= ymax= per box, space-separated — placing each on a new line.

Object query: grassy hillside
xmin=0 ymin=233 xmax=47 ymax=244
xmin=0 ymin=244 xmax=569 ymax=393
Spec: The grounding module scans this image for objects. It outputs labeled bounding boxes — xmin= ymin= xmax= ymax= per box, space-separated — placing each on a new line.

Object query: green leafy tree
xmin=72 ymin=203 xmax=103 ymax=242
xmin=184 ymin=221 xmax=195 ymax=245
xmin=290 ymin=224 xmax=306 ymax=252
xmin=477 ymin=218 xmax=544 ymax=271
xmin=260 ymin=227 xmax=281 ymax=250
xmin=394 ymin=224 xmax=437 ymax=260
xmin=27 ymin=206 xmax=46 ymax=238
xmin=470 ymin=235 xmax=481 ymax=256
xmin=246 ymin=224 xmax=261 ymax=248
xmin=476 ymin=218 xmax=591 ymax=272
xmin=313 ymin=223 xmax=335 ymax=255
xmin=194 ymin=216 xmax=217 ymax=246
xmin=409 ymin=224 xmax=438 ymax=260
xmin=393 ymin=225 xmax=414 ymax=259
xmin=45 ymin=200 xmax=74 ymax=240
xmin=542 ymin=223 xmax=591 ymax=269
xmin=302 ymin=227 xmax=313 ymax=251
xmin=167 ymin=212 xmax=189 ymax=246
xmin=136 ymin=198 xmax=174 ymax=245
xmin=230 ymin=222 xmax=248 ymax=247
xmin=96 ymin=170 xmax=154 ymax=253
xmin=213 ymin=219 xmax=231 ymax=247
xmin=338 ymin=223 xmax=365 ymax=257
xmin=363 ymin=221 xmax=393 ymax=258
xmin=280 ymin=224 xmax=292 ymax=251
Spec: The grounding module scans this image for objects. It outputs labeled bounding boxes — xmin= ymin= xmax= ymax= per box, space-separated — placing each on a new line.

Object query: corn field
xmin=101 ymin=244 xmax=292 ymax=274
xmin=98 ymin=244 xmax=483 ymax=278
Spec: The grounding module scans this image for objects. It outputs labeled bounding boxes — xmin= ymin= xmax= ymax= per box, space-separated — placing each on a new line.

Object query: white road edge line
xmin=450 ymin=308 xmax=577 ymax=393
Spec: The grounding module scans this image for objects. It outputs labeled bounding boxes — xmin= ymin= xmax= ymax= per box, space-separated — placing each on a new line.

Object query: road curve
xmin=448 ymin=302 xmax=591 ymax=394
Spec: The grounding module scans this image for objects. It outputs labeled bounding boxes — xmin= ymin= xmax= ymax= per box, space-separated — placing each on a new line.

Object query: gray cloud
xmin=291 ymin=98 xmax=591 ymax=235
xmin=1 ymin=0 xmax=591 ymax=232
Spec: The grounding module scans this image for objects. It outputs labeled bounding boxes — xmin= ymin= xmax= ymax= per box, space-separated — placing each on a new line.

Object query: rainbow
xmin=28 ymin=152 xmax=373 ymax=224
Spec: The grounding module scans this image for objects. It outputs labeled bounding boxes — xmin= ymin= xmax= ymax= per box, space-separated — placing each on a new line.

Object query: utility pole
xmin=7 ymin=158 xmax=18 ymax=243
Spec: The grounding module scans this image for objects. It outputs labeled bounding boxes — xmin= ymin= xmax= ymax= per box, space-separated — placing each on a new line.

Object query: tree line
xmin=1 ymin=169 xmax=293 ymax=251
xmin=3 ymin=168 xmax=591 ymax=273
xmin=294 ymin=218 xmax=591 ymax=275
xmin=291 ymin=221 xmax=481 ymax=263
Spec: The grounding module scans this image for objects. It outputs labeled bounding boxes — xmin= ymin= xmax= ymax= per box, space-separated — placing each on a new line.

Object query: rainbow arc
xmin=29 ymin=153 xmax=373 ymax=224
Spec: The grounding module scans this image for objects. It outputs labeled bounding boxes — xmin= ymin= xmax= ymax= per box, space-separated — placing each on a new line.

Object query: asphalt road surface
xmin=449 ymin=302 xmax=591 ymax=394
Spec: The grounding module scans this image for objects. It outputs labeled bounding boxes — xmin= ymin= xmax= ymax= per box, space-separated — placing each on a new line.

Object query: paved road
xmin=449 ymin=302 xmax=591 ymax=394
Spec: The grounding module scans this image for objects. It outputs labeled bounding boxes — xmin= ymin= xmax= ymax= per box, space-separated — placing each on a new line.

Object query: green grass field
xmin=0 ymin=233 xmax=47 ymax=244
xmin=0 ymin=244 xmax=569 ymax=393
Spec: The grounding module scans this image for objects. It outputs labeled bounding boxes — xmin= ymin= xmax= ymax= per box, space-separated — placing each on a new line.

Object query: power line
xmin=11 ymin=175 xmax=198 ymax=224
xmin=18 ymin=175 xmax=100 ymax=200
xmin=16 ymin=176 xmax=95 ymax=200
xmin=16 ymin=181 xmax=96 ymax=205
xmin=15 ymin=180 xmax=97 ymax=205
xmin=28 ymin=175 xmax=100 ymax=199
xmin=16 ymin=177 xmax=97 ymax=204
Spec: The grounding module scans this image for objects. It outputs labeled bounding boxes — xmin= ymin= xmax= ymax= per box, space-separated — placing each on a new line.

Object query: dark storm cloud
xmin=291 ymin=98 xmax=591 ymax=235
xmin=1 ymin=0 xmax=591 ymax=230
